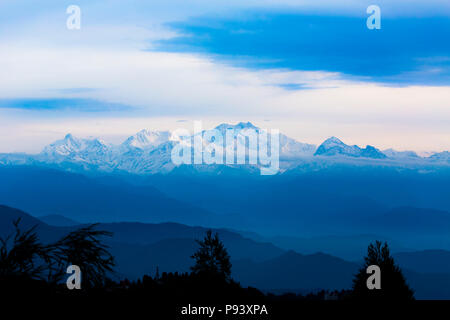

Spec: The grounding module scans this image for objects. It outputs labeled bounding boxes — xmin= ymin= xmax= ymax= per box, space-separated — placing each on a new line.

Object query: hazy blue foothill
xmin=0 ymin=123 xmax=449 ymax=298
xmin=1 ymin=205 xmax=450 ymax=299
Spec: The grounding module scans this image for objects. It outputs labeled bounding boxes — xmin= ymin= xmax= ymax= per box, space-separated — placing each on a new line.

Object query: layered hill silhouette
xmin=38 ymin=214 xmax=80 ymax=226
xmin=1 ymin=205 xmax=450 ymax=299
xmin=1 ymin=165 xmax=450 ymax=251
xmin=0 ymin=166 xmax=218 ymax=225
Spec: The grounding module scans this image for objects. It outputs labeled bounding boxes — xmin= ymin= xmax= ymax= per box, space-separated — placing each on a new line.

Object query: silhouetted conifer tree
xmin=191 ymin=230 xmax=231 ymax=281
xmin=352 ymin=241 xmax=414 ymax=300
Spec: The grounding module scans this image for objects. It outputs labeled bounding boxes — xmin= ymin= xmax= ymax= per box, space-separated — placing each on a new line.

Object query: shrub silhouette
xmin=191 ymin=230 xmax=232 ymax=281
xmin=0 ymin=218 xmax=52 ymax=281
xmin=352 ymin=240 xmax=414 ymax=300
xmin=52 ymin=224 xmax=115 ymax=289
xmin=0 ymin=220 xmax=115 ymax=291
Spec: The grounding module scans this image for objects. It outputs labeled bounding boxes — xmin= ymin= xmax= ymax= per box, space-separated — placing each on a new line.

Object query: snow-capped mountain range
xmin=0 ymin=122 xmax=448 ymax=175
xmin=122 ymin=130 xmax=171 ymax=151
xmin=314 ymin=136 xmax=387 ymax=159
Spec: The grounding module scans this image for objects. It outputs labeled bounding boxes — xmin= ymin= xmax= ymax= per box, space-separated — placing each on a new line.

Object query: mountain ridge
xmin=314 ymin=136 xmax=386 ymax=159
xmin=2 ymin=204 xmax=450 ymax=298
xmin=0 ymin=122 xmax=448 ymax=176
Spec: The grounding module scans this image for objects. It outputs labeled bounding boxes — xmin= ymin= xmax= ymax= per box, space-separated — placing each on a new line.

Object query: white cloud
xmin=0 ymin=1 xmax=448 ymax=153
xmin=0 ymin=43 xmax=449 ymax=153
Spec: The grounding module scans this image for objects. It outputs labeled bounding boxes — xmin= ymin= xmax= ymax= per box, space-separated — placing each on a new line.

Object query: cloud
xmin=158 ymin=13 xmax=450 ymax=85
xmin=54 ymin=88 xmax=99 ymax=94
xmin=0 ymin=44 xmax=449 ymax=152
xmin=0 ymin=98 xmax=133 ymax=112
xmin=0 ymin=0 xmax=448 ymax=153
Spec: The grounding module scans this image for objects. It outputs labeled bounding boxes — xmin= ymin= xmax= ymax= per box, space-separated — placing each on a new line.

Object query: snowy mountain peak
xmin=383 ymin=148 xmax=419 ymax=159
xmin=123 ymin=129 xmax=171 ymax=150
xmin=20 ymin=124 xmax=447 ymax=176
xmin=63 ymin=133 xmax=83 ymax=146
xmin=42 ymin=133 xmax=84 ymax=157
xmin=40 ymin=133 xmax=114 ymax=163
xmin=85 ymin=138 xmax=108 ymax=149
xmin=322 ymin=136 xmax=345 ymax=146
xmin=361 ymin=145 xmax=387 ymax=159
xmin=236 ymin=121 xmax=257 ymax=129
xmin=429 ymin=151 xmax=450 ymax=162
xmin=215 ymin=122 xmax=259 ymax=132
xmin=315 ymin=137 xmax=386 ymax=159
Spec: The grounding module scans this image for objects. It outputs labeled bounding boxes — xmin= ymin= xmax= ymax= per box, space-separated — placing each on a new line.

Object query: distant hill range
xmin=0 ymin=123 xmax=449 ymax=299
xmin=38 ymin=214 xmax=80 ymax=227
xmin=1 ymin=205 xmax=450 ymax=299
xmin=0 ymin=165 xmax=449 ymax=243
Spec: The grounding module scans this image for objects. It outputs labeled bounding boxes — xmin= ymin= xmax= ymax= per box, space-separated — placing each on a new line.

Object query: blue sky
xmin=0 ymin=98 xmax=132 ymax=112
xmin=158 ymin=13 xmax=450 ymax=85
xmin=0 ymin=0 xmax=449 ymax=152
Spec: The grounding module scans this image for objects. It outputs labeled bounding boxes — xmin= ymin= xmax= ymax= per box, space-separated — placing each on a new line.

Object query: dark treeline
xmin=0 ymin=219 xmax=414 ymax=302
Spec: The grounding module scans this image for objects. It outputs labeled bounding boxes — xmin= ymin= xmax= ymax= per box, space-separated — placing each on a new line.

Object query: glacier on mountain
xmin=314 ymin=136 xmax=386 ymax=159
xmin=0 ymin=122 xmax=448 ymax=175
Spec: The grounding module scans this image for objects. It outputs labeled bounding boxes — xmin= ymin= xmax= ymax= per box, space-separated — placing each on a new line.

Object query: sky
xmin=0 ymin=0 xmax=449 ymax=153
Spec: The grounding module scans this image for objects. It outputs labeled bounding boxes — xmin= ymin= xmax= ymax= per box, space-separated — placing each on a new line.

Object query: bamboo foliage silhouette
xmin=0 ymin=220 xmax=114 ymax=289
xmin=0 ymin=219 xmax=51 ymax=280
xmin=52 ymin=224 xmax=115 ymax=288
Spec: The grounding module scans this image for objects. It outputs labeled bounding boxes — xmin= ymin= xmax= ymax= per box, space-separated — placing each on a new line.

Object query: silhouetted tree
xmin=0 ymin=218 xmax=61 ymax=295
xmin=191 ymin=230 xmax=231 ymax=281
xmin=352 ymin=241 xmax=414 ymax=300
xmin=0 ymin=219 xmax=54 ymax=280
xmin=52 ymin=224 xmax=115 ymax=289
